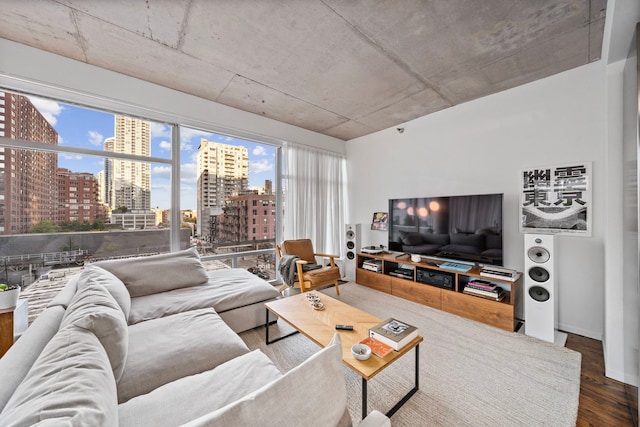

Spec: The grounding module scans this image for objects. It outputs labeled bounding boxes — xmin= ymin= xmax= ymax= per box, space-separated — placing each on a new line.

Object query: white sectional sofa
xmin=0 ymin=248 xmax=390 ymax=427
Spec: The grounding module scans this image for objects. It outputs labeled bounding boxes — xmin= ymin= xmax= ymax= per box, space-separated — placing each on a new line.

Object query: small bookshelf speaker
xmin=524 ymin=233 xmax=557 ymax=343
xmin=344 ymin=224 xmax=361 ymax=281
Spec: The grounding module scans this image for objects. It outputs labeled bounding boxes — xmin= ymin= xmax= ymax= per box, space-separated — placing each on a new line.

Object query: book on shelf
xmin=369 ymin=318 xmax=419 ymax=351
xmin=359 ymin=337 xmax=393 ymax=358
xmin=466 ymin=281 xmax=499 ymax=292
xmin=362 ymin=259 xmax=382 ymax=272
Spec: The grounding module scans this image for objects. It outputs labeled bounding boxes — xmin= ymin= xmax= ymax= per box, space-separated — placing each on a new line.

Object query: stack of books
xmin=362 ymin=258 xmax=382 ymax=273
xmin=369 ymin=318 xmax=419 ymax=351
xmin=463 ymin=279 xmax=505 ymax=301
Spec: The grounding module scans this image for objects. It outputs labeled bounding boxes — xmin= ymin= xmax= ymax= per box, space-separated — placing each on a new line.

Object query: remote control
xmin=335 ymin=324 xmax=354 ymax=330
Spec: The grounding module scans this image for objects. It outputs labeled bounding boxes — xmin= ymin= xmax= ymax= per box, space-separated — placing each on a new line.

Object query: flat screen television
xmin=388 ymin=193 xmax=504 ymax=266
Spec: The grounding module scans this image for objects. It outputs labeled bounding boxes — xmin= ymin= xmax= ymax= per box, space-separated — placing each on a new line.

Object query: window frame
xmin=0 ymin=85 xmax=284 ymax=260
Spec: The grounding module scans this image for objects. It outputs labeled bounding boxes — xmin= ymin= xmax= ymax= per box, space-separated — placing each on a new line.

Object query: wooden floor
xmin=567 ymin=333 xmax=638 ymax=426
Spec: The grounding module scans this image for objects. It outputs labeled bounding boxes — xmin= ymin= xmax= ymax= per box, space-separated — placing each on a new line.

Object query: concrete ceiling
xmin=0 ymin=0 xmax=606 ymax=141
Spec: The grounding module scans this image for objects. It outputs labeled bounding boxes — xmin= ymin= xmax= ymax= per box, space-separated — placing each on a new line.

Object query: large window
xmin=0 ymin=89 xmax=281 ymax=285
xmin=180 ymin=126 xmax=278 ymax=279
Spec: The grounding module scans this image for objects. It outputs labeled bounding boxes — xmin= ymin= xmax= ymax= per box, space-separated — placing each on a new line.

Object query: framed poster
xmin=520 ymin=162 xmax=592 ymax=236
xmin=371 ymin=212 xmax=388 ymax=231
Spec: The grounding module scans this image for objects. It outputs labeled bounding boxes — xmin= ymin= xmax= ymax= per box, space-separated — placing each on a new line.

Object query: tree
xmin=29 ymin=221 xmax=58 ymax=233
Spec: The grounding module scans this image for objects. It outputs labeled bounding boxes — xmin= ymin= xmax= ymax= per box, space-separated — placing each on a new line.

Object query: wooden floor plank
xmin=567 ymin=333 xmax=638 ymax=427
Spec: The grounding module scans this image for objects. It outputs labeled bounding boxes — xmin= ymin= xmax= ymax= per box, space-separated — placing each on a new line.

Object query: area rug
xmin=239 ymin=282 xmax=581 ymax=426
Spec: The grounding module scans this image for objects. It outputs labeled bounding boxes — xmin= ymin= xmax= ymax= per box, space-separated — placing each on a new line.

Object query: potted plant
xmin=0 ymin=284 xmax=20 ymax=310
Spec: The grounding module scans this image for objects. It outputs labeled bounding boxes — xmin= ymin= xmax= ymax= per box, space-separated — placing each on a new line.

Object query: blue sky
xmin=28 ymin=96 xmax=276 ymax=210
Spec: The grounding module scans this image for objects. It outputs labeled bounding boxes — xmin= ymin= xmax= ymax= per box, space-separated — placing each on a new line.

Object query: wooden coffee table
xmin=265 ymin=292 xmax=422 ymax=419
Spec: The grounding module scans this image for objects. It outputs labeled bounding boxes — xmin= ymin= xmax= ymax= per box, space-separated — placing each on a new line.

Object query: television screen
xmin=388 ymin=193 xmax=503 ymax=266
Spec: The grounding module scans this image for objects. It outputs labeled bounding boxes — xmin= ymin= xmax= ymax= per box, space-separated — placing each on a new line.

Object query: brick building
xmin=0 ymin=92 xmax=58 ymax=234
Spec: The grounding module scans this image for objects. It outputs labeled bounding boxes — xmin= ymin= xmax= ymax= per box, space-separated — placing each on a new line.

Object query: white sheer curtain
xmin=283 ymin=142 xmax=347 ymax=257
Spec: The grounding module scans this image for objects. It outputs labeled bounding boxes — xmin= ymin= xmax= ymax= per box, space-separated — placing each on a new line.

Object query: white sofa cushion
xmin=117 ymin=308 xmax=250 ymax=403
xmin=128 ymin=268 xmax=280 ymax=324
xmin=0 ymin=326 xmax=118 ymax=426
xmin=93 ymin=247 xmax=209 ymax=297
xmin=61 ymin=283 xmax=129 ymax=382
xmin=182 ymin=333 xmax=348 ymax=427
xmin=118 ymin=350 xmax=283 ymax=427
xmin=78 ymin=264 xmax=131 ymax=319
xmin=0 ymin=306 xmax=66 ymax=414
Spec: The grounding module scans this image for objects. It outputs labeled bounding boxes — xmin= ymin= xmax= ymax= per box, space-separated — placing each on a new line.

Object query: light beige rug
xmin=240 ymin=282 xmax=581 ymax=427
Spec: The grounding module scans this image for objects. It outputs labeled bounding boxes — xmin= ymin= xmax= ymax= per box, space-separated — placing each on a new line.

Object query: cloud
xmin=61 ymin=153 xmax=83 ymax=161
xmin=28 ymin=96 xmax=64 ymax=126
xmin=250 ymin=158 xmax=273 ymax=175
xmin=152 ymin=165 xmax=171 ymax=180
xmin=159 ymin=140 xmax=171 ymax=151
xmin=151 ymin=123 xmax=171 ymax=139
xmin=180 ymin=128 xmax=210 ymax=147
xmin=58 ymin=135 xmax=64 ymax=145
xmin=180 ymin=163 xmax=198 ymax=184
xmin=88 ymin=130 xmax=104 ymax=146
xmin=252 ymin=145 xmax=267 ymax=156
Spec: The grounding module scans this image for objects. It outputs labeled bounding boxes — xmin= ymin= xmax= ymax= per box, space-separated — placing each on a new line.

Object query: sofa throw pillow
xmin=78 ymin=264 xmax=131 ymax=319
xmin=93 ymin=247 xmax=209 ymax=297
xmin=0 ymin=326 xmax=118 ymax=426
xmin=61 ymin=283 xmax=128 ymax=382
xmin=182 ymin=333 xmax=348 ymax=427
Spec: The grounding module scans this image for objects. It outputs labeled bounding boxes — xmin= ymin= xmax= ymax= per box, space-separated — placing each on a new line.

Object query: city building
xmin=110 ymin=209 xmax=157 ymax=230
xmin=106 ymin=116 xmax=151 ymax=211
xmin=196 ymin=139 xmax=248 ymax=242
xmin=101 ymin=137 xmax=114 ymax=207
xmin=56 ymin=168 xmax=105 ymax=225
xmin=0 ymin=92 xmax=58 ymax=234
xmin=216 ymin=189 xmax=276 ymax=245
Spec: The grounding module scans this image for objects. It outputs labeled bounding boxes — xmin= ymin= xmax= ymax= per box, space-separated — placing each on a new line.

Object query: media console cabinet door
xmin=441 ymin=291 xmax=515 ymax=331
xmin=356 ymin=268 xmax=391 ymax=294
xmin=391 ymin=278 xmax=442 ymax=310
xmin=0 ymin=308 xmax=15 ymax=357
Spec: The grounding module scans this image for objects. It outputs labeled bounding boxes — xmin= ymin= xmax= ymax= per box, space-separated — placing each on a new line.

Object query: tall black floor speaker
xmin=344 ymin=224 xmax=361 ymax=281
xmin=524 ymin=234 xmax=558 ymax=343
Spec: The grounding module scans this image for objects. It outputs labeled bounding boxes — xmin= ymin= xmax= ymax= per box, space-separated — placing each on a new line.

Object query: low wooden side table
xmin=0 ymin=299 xmax=29 ymax=358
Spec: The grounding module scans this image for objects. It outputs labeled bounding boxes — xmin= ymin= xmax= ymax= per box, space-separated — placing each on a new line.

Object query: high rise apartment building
xmin=106 ymin=116 xmax=151 ymax=211
xmin=101 ymin=137 xmax=114 ymax=208
xmin=197 ymin=139 xmax=248 ymax=241
xmin=0 ymin=92 xmax=58 ymax=234
xmin=57 ymin=168 xmax=105 ymax=224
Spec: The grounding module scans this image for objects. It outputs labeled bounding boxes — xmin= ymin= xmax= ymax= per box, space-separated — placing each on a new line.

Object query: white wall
xmin=347 ymin=61 xmax=607 ymax=341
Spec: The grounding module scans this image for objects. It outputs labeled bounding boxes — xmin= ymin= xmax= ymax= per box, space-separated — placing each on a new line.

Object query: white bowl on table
xmin=351 ymin=344 xmax=372 ymax=361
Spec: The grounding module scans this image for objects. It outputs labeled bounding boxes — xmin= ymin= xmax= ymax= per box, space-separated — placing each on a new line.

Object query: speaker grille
xmin=529 ymin=285 xmax=550 ymax=302
xmin=527 ymin=246 xmax=550 ymax=263
xmin=528 ymin=266 xmax=550 ymax=282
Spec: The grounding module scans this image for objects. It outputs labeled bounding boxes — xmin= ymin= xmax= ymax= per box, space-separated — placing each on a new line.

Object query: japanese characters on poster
xmin=520 ymin=162 xmax=592 ymax=236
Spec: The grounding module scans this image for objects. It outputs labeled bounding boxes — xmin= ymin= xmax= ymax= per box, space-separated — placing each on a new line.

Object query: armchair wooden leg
xmin=334 ymin=280 xmax=340 ymax=296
